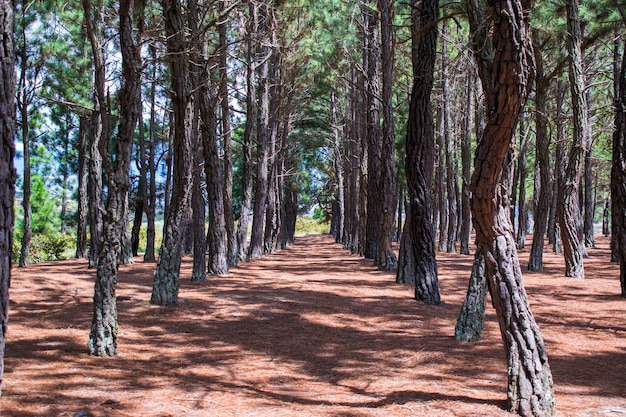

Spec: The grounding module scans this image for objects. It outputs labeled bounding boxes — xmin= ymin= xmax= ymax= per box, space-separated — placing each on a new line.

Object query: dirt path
xmin=2 ymin=234 xmax=626 ymax=416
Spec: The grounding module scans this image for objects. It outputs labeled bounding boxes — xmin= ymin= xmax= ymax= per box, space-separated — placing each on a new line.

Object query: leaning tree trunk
xmin=611 ymin=25 xmax=626 ymax=296
xmin=468 ymin=1 xmax=556 ymax=415
xmin=0 ymin=0 xmax=16 ymax=396
xmin=455 ymin=246 xmax=487 ymax=341
xmin=88 ymin=0 xmax=141 ymax=356
xmin=151 ymin=0 xmax=194 ymax=306
xmin=396 ymin=0 xmax=441 ymax=304
xmin=559 ymin=0 xmax=590 ymax=279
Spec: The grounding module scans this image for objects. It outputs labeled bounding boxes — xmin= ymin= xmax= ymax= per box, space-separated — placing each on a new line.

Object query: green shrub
xmin=295 ymin=215 xmax=330 ymax=236
xmin=12 ymin=232 xmax=72 ymax=264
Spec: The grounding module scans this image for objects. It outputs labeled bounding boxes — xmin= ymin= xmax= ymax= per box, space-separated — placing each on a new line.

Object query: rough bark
xmin=130 ymin=117 xmax=146 ymax=257
xmin=516 ymin=115 xmax=529 ymax=249
xmin=611 ymin=24 xmax=626 ymax=296
xmin=558 ymin=0 xmax=590 ymax=279
xmin=88 ymin=0 xmax=141 ymax=356
xmin=455 ymin=246 xmax=487 ymax=341
xmin=363 ymin=2 xmax=381 ymax=261
xmin=460 ymin=67 xmax=474 ymax=256
xmin=396 ymin=0 xmax=441 ymax=304
xmin=151 ymin=0 xmax=194 ymax=306
xmin=83 ymin=0 xmax=107 ymax=270
xmin=218 ymin=7 xmax=237 ymax=267
xmin=76 ymin=115 xmax=88 ymax=259
xmin=17 ymin=59 xmax=30 ymax=267
xmin=248 ymin=1 xmax=271 ymax=260
xmin=468 ymin=0 xmax=556 ymax=415
xmin=0 ymin=0 xmax=16 ymax=396
xmin=143 ymin=44 xmax=158 ymax=262
xmin=528 ymin=45 xmax=552 ymax=271
xmin=235 ymin=1 xmax=256 ymax=262
xmin=377 ymin=0 xmax=397 ymax=270
xmin=331 ymin=92 xmax=345 ymax=244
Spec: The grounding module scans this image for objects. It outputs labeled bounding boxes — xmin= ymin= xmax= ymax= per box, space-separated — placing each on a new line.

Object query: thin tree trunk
xmin=76 ymin=115 xmax=88 ymax=258
xmin=528 ymin=45 xmax=552 ymax=271
xmin=460 ymin=66 xmax=474 ymax=256
xmin=377 ymin=0 xmax=397 ymax=270
xmin=558 ymin=0 xmax=590 ymax=279
xmin=218 ymin=5 xmax=237 ymax=267
xmin=18 ymin=57 xmax=30 ymax=267
xmin=611 ymin=20 xmax=626 ymax=295
xmin=143 ymin=44 xmax=158 ymax=262
xmin=396 ymin=0 xmax=441 ymax=303
xmin=151 ymin=0 xmax=194 ymax=306
xmin=235 ymin=1 xmax=256 ymax=262
xmin=331 ymin=91 xmax=345 ymax=244
xmin=363 ymin=2 xmax=381 ymax=261
xmin=516 ymin=114 xmax=529 ymax=249
xmin=130 ymin=114 xmax=146 ymax=257
xmin=248 ymin=1 xmax=271 ymax=260
xmin=436 ymin=104 xmax=447 ymax=252
xmin=88 ymin=0 xmax=141 ymax=356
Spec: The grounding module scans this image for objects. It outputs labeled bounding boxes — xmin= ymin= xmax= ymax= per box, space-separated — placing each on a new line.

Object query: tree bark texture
xmin=88 ymin=0 xmax=141 ymax=356
xmin=248 ymin=2 xmax=271 ymax=260
xmin=76 ymin=115 xmax=88 ymax=259
xmin=559 ymin=0 xmax=590 ymax=279
xmin=218 ymin=8 xmax=237 ymax=267
xmin=0 ymin=0 xmax=16 ymax=396
xmin=83 ymin=0 xmax=107 ymax=269
xmin=611 ymin=27 xmax=626 ymax=296
xmin=516 ymin=115 xmax=528 ymax=249
xmin=396 ymin=0 xmax=441 ymax=304
xmin=455 ymin=246 xmax=487 ymax=342
xmin=377 ymin=0 xmax=397 ymax=270
xmin=236 ymin=2 xmax=257 ymax=262
xmin=17 ymin=63 xmax=30 ymax=267
xmin=363 ymin=2 xmax=382 ymax=261
xmin=144 ymin=44 xmax=159 ymax=262
xmin=528 ymin=47 xmax=552 ymax=271
xmin=460 ymin=66 xmax=474 ymax=256
xmin=151 ymin=0 xmax=194 ymax=306
xmin=468 ymin=1 xmax=556 ymax=415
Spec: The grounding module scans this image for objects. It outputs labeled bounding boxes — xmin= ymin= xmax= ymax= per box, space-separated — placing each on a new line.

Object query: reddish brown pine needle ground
xmin=2 ymin=234 xmax=626 ymax=416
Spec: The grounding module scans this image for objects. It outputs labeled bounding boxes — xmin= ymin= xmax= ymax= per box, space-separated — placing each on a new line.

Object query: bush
xmin=12 ymin=232 xmax=72 ymax=264
xmin=295 ymin=215 xmax=330 ymax=236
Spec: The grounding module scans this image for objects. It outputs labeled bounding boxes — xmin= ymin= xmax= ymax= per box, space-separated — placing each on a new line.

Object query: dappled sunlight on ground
xmin=3 ymin=235 xmax=625 ymax=416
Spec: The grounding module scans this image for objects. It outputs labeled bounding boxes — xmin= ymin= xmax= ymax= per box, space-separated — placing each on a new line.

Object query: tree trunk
xmin=455 ymin=247 xmax=487 ymax=341
xmin=18 ymin=61 xmax=30 ymax=267
xmin=396 ymin=0 xmax=441 ymax=304
xmin=436 ymin=104 xmax=447 ymax=252
xmin=0 ymin=0 xmax=16 ymax=396
xmin=611 ymin=22 xmax=626 ymax=296
xmin=558 ymin=0 xmax=590 ymax=279
xmin=467 ymin=0 xmax=556 ymax=415
xmin=248 ymin=1 xmax=271 ymax=260
xmin=143 ymin=44 xmax=158 ymax=262
xmin=190 ymin=95 xmax=206 ymax=282
xmin=528 ymin=45 xmax=552 ymax=271
xmin=460 ymin=66 xmax=474 ymax=256
xmin=235 ymin=1 xmax=256 ymax=262
xmin=377 ymin=0 xmax=397 ymax=270
xmin=130 ymin=115 xmax=146 ymax=257
xmin=76 ymin=115 xmax=88 ymax=259
xmin=88 ymin=0 xmax=141 ymax=356
xmin=516 ymin=114 xmax=528 ymax=249
xmin=441 ymin=21 xmax=458 ymax=254
xmin=83 ymin=0 xmax=108 ymax=270
xmin=363 ymin=2 xmax=381 ymax=261
xmin=151 ymin=0 xmax=194 ymax=306
xmin=331 ymin=92 xmax=345 ymax=244
xmin=218 ymin=6 xmax=237 ymax=267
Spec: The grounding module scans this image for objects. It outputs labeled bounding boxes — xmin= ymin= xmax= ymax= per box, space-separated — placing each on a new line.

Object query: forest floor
xmin=2 ymin=234 xmax=626 ymax=417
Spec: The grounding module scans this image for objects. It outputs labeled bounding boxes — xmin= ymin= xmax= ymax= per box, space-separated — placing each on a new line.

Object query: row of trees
xmin=0 ymin=0 xmax=625 ymax=416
